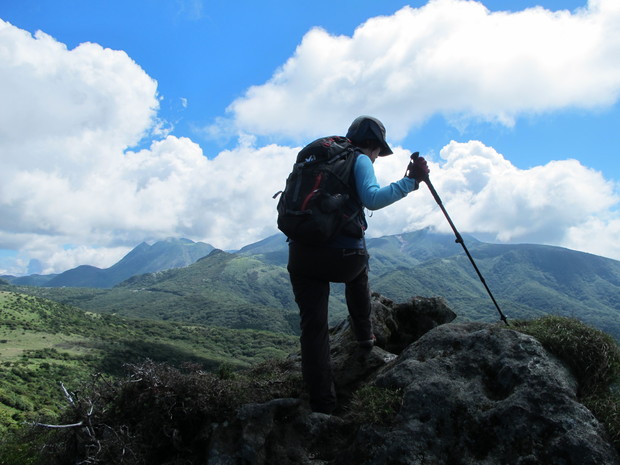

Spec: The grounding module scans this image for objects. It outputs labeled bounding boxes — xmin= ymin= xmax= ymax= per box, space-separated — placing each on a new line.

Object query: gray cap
xmin=346 ymin=116 xmax=393 ymax=156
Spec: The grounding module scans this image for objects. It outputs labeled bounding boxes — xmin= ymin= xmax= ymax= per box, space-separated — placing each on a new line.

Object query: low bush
xmin=346 ymin=385 xmax=403 ymax=426
xmin=24 ymin=358 xmax=303 ymax=465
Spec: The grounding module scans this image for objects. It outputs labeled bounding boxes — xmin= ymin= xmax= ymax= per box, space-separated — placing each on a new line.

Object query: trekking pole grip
xmin=411 ymin=152 xmax=440 ymax=205
xmin=410 ymin=152 xmax=430 ymax=184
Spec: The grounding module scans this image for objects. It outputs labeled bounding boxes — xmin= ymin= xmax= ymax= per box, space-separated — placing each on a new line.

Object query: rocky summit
xmin=206 ymin=294 xmax=619 ymax=465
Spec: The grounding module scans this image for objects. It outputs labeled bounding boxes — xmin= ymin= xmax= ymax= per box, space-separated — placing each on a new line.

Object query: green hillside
xmin=2 ymin=228 xmax=620 ymax=440
xmin=242 ymin=231 xmax=620 ymax=338
xmin=369 ymin=242 xmax=620 ymax=339
xmin=0 ymin=290 xmax=298 ymax=433
xmin=6 ymin=250 xmax=304 ymax=334
xmin=4 ymin=230 xmax=620 ymax=340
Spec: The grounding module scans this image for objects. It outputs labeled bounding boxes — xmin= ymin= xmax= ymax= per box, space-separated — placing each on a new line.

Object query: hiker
xmin=286 ymin=115 xmax=429 ymax=414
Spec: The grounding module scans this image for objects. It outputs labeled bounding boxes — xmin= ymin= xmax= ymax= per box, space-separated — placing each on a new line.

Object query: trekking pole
xmin=411 ymin=153 xmax=509 ymax=326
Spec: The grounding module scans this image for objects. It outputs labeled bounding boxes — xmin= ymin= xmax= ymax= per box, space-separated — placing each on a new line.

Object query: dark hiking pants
xmin=287 ymin=242 xmax=372 ymax=413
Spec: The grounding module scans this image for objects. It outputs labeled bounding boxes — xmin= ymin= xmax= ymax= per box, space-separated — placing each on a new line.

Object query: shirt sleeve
xmin=354 ymin=154 xmax=418 ymax=211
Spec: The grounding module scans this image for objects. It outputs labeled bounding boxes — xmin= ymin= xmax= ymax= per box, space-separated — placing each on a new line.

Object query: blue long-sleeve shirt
xmin=327 ymin=153 xmax=417 ymax=249
xmin=354 ymin=154 xmax=417 ymax=210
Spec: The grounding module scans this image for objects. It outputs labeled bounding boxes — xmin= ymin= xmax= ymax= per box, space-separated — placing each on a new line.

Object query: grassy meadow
xmin=0 ymin=290 xmax=299 ymax=434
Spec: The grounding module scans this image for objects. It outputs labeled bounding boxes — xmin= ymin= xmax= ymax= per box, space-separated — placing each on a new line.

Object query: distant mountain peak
xmin=41 ymin=238 xmax=216 ymax=288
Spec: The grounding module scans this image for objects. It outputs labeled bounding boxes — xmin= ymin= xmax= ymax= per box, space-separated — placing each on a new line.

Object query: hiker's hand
xmin=406 ymin=153 xmax=429 ymax=182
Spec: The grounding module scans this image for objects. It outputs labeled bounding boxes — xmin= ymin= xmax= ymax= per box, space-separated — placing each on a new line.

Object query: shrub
xmin=346 ymin=385 xmax=403 ymax=426
xmin=585 ymin=391 xmax=620 ymax=452
xmin=0 ymin=426 xmax=47 ymax=465
xmin=30 ymin=358 xmax=303 ymax=465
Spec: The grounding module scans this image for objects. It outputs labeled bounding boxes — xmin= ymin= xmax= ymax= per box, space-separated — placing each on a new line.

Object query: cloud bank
xmin=222 ymin=0 xmax=620 ymax=140
xmin=369 ymin=141 xmax=619 ymax=262
xmin=1 ymin=0 xmax=620 ymax=275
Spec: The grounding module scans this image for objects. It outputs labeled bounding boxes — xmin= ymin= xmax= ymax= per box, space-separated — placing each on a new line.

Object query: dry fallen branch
xmin=32 ymin=420 xmax=84 ymax=429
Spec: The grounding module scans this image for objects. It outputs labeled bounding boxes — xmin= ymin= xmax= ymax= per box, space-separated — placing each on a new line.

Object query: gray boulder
xmin=205 ymin=295 xmax=619 ymax=465
xmin=328 ymin=294 xmax=457 ymax=403
xmin=360 ymin=322 xmax=618 ymax=465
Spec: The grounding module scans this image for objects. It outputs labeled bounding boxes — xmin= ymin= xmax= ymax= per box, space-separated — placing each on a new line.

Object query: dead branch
xmin=32 ymin=420 xmax=84 ymax=429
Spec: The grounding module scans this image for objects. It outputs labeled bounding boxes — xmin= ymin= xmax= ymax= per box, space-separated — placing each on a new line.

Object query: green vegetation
xmin=9 ymin=231 xmax=620 ymax=342
xmin=346 ymin=385 xmax=404 ymax=426
xmin=513 ymin=316 xmax=620 ymax=452
xmin=2 ymin=230 xmax=620 ymax=461
xmin=1 ymin=358 xmax=303 ymax=465
xmin=370 ymin=242 xmax=620 ymax=340
xmin=10 ymin=250 xmax=305 ymax=334
xmin=1 ymin=313 xmax=619 ymax=464
xmin=0 ymin=290 xmax=299 ymax=436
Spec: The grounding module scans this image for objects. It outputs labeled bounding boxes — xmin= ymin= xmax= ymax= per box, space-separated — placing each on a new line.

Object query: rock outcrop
xmin=206 ymin=294 xmax=619 ymax=465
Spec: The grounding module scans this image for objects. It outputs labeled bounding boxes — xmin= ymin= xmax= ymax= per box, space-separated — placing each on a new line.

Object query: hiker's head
xmin=346 ymin=116 xmax=393 ymax=157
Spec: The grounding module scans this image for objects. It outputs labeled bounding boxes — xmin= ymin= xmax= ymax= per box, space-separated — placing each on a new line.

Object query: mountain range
xmin=2 ymin=228 xmax=619 ymax=340
xmin=2 ymin=237 xmax=214 ymax=288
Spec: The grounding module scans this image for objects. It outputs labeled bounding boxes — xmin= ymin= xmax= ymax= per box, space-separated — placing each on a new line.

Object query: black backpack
xmin=275 ymin=136 xmax=364 ymax=245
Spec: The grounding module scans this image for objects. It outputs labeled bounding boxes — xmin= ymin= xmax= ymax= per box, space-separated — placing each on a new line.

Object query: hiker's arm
xmin=354 ymin=154 xmax=417 ymax=211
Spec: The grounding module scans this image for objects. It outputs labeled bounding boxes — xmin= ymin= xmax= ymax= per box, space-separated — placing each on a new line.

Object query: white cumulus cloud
xmin=365 ymin=141 xmax=620 ymax=259
xmin=219 ymin=0 xmax=620 ymax=142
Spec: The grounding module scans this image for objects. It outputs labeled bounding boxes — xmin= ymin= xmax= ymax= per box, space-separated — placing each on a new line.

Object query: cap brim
xmin=367 ymin=124 xmax=393 ymax=156
xmin=378 ymin=142 xmax=393 ymax=156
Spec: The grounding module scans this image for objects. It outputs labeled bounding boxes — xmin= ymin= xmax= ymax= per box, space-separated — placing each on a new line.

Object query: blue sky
xmin=0 ymin=0 xmax=619 ymax=275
